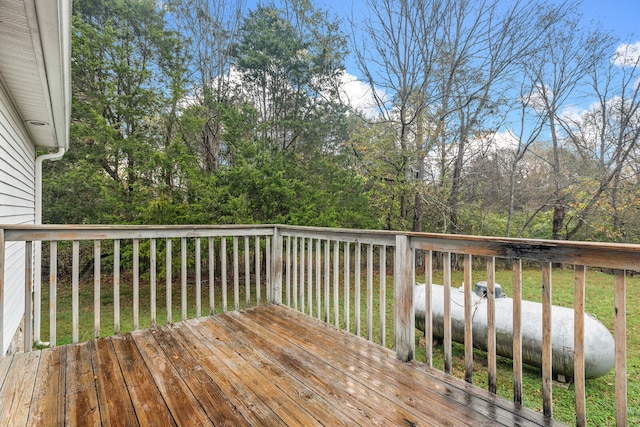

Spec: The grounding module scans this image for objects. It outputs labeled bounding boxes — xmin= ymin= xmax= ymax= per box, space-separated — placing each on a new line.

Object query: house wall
xmin=0 ymin=81 xmax=35 ymax=355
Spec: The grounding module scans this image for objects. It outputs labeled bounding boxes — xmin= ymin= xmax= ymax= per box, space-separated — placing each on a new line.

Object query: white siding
xmin=0 ymin=81 xmax=35 ymax=355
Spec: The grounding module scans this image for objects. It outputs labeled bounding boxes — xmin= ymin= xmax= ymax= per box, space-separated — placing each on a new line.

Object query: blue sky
xmin=245 ymin=0 xmax=640 ymax=116
xmin=580 ymin=0 xmax=638 ymax=39
xmin=328 ymin=0 xmax=640 ymax=74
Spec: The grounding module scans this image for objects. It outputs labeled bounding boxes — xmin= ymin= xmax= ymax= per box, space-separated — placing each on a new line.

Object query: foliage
xmin=43 ymin=0 xmax=640 ymax=244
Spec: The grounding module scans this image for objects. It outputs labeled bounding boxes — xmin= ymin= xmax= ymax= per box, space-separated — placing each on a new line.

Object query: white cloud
xmin=338 ymin=72 xmax=383 ymax=118
xmin=520 ymin=83 xmax=553 ymax=114
xmin=491 ymin=130 xmax=520 ymax=150
xmin=612 ymin=41 xmax=640 ymax=67
xmin=560 ymin=104 xmax=589 ymax=123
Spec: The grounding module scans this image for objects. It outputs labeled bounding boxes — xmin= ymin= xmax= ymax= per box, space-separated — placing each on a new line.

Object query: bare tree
xmin=356 ymin=0 xmax=574 ymax=233
xmin=558 ymin=42 xmax=640 ymax=239
xmin=167 ymin=0 xmax=245 ymax=172
xmin=354 ymin=0 xmax=442 ymax=230
xmin=504 ymin=77 xmax=549 ymax=236
xmin=524 ymin=12 xmax=613 ymax=239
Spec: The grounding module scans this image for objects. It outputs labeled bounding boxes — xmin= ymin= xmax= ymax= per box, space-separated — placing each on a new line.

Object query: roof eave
xmin=33 ymin=0 xmax=72 ymax=150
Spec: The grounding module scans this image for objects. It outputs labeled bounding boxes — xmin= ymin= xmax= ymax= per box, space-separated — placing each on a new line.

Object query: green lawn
xmin=39 ymin=266 xmax=638 ymax=426
xmin=416 ymin=267 xmax=640 ymax=426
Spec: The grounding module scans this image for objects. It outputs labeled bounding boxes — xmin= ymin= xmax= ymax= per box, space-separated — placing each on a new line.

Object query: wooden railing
xmin=0 ymin=224 xmax=636 ymax=426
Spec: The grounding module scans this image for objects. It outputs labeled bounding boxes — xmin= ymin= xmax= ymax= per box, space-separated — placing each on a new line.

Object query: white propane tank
xmin=414 ymin=283 xmax=615 ymax=379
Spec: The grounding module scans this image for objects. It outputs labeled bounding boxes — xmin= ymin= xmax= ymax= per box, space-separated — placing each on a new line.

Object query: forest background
xmin=45 ymin=0 xmax=640 ymax=243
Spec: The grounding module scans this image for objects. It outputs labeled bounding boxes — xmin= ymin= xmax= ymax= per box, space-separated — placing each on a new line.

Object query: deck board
xmin=174 ymin=320 xmax=283 ymax=425
xmin=199 ymin=315 xmax=373 ymax=425
xmin=149 ymin=325 xmax=250 ymax=426
xmin=0 ymin=304 xmax=565 ymax=426
xmin=110 ymin=334 xmax=177 ymax=426
xmin=26 ymin=346 xmax=66 ymax=426
xmin=65 ymin=341 xmax=100 ymax=426
xmin=0 ymin=351 xmax=40 ymax=427
xmin=254 ymin=304 xmax=541 ymax=426
xmin=133 ymin=327 xmax=213 ymax=426
xmin=92 ymin=338 xmax=139 ymax=426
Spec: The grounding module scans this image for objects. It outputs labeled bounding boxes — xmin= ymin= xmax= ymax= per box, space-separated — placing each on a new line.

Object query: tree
xmin=355 ymin=0 xmax=574 ymax=233
xmin=232 ymin=0 xmax=348 ymax=153
xmin=46 ymin=0 xmax=187 ymax=223
xmin=558 ymin=42 xmax=640 ymax=240
xmin=503 ymin=76 xmax=549 ymax=237
xmin=524 ymin=14 xmax=614 ymax=239
xmin=166 ymin=0 xmax=245 ymax=172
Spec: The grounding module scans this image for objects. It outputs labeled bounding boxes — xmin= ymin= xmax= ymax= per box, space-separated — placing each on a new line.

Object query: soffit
xmin=0 ymin=0 xmax=70 ymax=150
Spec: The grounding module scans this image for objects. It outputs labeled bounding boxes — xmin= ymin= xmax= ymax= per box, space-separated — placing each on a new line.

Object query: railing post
xmin=614 ymin=269 xmax=627 ymax=427
xmin=24 ymin=241 xmax=33 ymax=352
xmin=269 ymin=227 xmax=282 ymax=304
xmin=33 ymin=240 xmax=41 ymax=344
xmin=394 ymin=234 xmax=414 ymax=362
xmin=0 ymin=228 xmax=4 ymax=353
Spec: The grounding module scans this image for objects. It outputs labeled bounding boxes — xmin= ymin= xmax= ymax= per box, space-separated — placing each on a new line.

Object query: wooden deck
xmin=0 ymin=304 xmax=563 ymax=426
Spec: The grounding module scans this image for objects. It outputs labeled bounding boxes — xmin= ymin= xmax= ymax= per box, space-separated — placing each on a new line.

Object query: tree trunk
xmin=549 ymin=115 xmax=564 ymax=240
xmin=448 ymin=137 xmax=466 ymax=234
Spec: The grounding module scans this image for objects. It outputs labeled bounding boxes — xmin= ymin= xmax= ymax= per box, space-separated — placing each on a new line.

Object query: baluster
xmin=24 ymin=241 xmax=33 ymax=351
xmin=574 ymin=264 xmax=586 ymax=427
xmin=181 ymin=237 xmax=187 ymax=321
xmin=541 ymin=262 xmax=553 ymax=418
xmin=150 ymin=239 xmax=156 ymax=328
xmin=133 ymin=239 xmax=139 ymax=330
xmin=94 ymin=240 xmax=101 ymax=338
xmin=366 ymin=243 xmax=373 ymax=340
xmin=221 ymin=237 xmax=227 ymax=312
xmin=425 ymin=250 xmax=433 ymax=367
xmin=487 ymin=256 xmax=496 ymax=393
xmin=50 ymin=241 xmax=58 ymax=346
xmin=196 ymin=237 xmax=201 ymax=317
xmin=33 ymin=240 xmax=41 ymax=345
xmin=166 ymin=239 xmax=172 ymax=324
xmin=255 ymin=236 xmax=261 ymax=305
xmin=344 ymin=241 xmax=350 ymax=332
xmin=113 ymin=239 xmax=120 ymax=335
xmin=614 ymin=269 xmax=627 ymax=426
xmin=379 ymin=245 xmax=386 ymax=347
xmin=334 ymin=240 xmax=340 ymax=327
xmin=265 ymin=236 xmax=272 ymax=302
xmin=324 ymin=240 xmax=330 ymax=323
xmin=354 ymin=242 xmax=361 ymax=335
xmin=307 ymin=238 xmax=312 ymax=316
xmin=233 ymin=236 xmax=239 ymax=311
xmin=316 ymin=239 xmax=321 ymax=319
xmin=512 ymin=259 xmax=523 ymax=404
xmin=208 ymin=237 xmax=214 ymax=315
xmin=463 ymin=254 xmax=473 ymax=384
xmin=443 ymin=252 xmax=452 ymax=374
xmin=300 ymin=238 xmax=305 ymax=313
xmin=286 ymin=236 xmax=291 ymax=307
xmin=0 ymin=229 xmax=4 ymax=350
xmin=293 ymin=237 xmax=298 ymax=311
xmin=245 ymin=236 xmax=250 ymax=308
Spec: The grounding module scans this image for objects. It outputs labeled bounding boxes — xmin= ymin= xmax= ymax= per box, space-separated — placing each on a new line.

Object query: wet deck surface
xmin=0 ymin=304 xmax=564 ymax=426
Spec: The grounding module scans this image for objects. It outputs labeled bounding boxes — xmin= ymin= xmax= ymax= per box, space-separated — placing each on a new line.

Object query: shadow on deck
xmin=0 ymin=304 xmax=563 ymax=426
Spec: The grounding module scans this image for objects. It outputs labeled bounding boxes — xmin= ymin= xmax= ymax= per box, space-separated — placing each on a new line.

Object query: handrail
xmin=0 ymin=223 xmax=634 ymax=426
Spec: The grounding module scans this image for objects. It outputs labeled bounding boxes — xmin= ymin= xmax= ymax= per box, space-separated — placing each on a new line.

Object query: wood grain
xmin=27 ymin=347 xmax=66 ymax=426
xmin=92 ymin=338 xmax=138 ymax=426
xmin=132 ymin=329 xmax=212 ymax=426
xmin=0 ymin=351 xmax=40 ymax=426
xmin=0 ymin=304 xmax=565 ymax=427
xmin=110 ymin=334 xmax=176 ymax=426
xmin=65 ymin=342 xmax=100 ymax=426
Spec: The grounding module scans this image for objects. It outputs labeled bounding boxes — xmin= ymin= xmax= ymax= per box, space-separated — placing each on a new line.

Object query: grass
xmin=416 ymin=267 xmax=640 ymax=426
xmin=38 ymin=264 xmax=638 ymax=426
